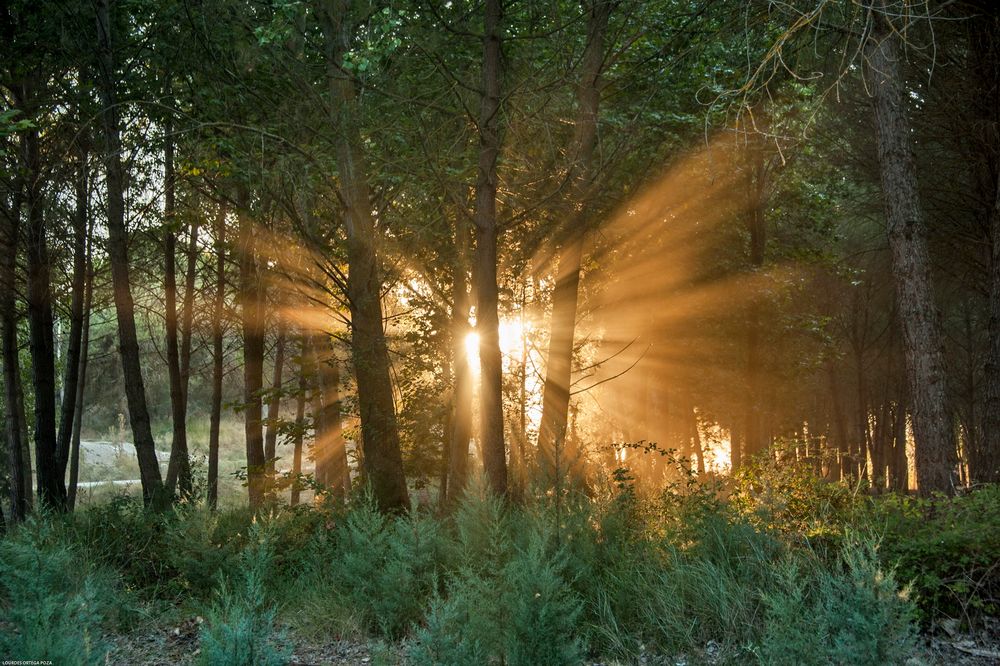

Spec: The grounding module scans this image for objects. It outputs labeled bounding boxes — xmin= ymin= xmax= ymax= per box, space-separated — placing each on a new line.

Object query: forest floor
xmin=105 ymin=616 xmax=1000 ymax=666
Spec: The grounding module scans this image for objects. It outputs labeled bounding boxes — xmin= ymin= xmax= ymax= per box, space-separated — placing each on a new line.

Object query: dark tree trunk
xmin=1 ymin=162 xmax=29 ymax=522
xmin=867 ymin=13 xmax=957 ymax=494
xmin=538 ymin=0 xmax=611 ymax=486
xmin=318 ymin=0 xmax=408 ymax=512
xmin=742 ymin=110 xmax=769 ymax=464
xmin=264 ymin=313 xmax=286 ymax=488
xmin=472 ymin=0 xmax=507 ymax=497
xmin=973 ymin=4 xmax=1000 ymax=485
xmin=95 ymin=0 xmax=164 ymax=507
xmin=237 ymin=192 xmax=267 ymax=508
xmin=56 ymin=147 xmax=88 ymax=480
xmin=207 ymin=203 xmax=226 ymax=510
xmin=164 ymin=136 xmax=191 ymax=497
xmin=291 ymin=336 xmax=307 ymax=506
xmin=313 ymin=333 xmax=348 ymax=498
xmin=68 ymin=243 xmax=93 ymax=512
xmin=20 ymin=79 xmax=65 ymax=511
xmin=446 ymin=238 xmax=473 ymax=504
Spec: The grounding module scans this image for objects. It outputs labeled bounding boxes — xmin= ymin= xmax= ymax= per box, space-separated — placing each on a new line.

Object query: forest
xmin=1 ymin=0 xmax=999 ymax=664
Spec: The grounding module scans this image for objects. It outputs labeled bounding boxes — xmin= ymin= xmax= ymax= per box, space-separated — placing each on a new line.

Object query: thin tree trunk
xmin=313 ymin=333 xmax=348 ymax=498
xmin=1 ymin=163 xmax=29 ymax=522
xmin=318 ymin=0 xmax=408 ymax=512
xmin=164 ymin=135 xmax=191 ymax=497
xmin=95 ymin=0 xmax=164 ymax=507
xmin=56 ymin=146 xmax=88 ymax=480
xmin=176 ymin=218 xmax=199 ymax=494
xmin=742 ymin=110 xmax=769 ymax=464
xmin=207 ymin=203 xmax=226 ymax=510
xmin=446 ymin=242 xmax=473 ymax=504
xmin=291 ymin=335 xmax=307 ymax=506
xmin=21 ymin=78 xmax=65 ymax=510
xmin=538 ymin=0 xmax=611 ymax=486
xmin=68 ymin=243 xmax=93 ymax=511
xmin=237 ymin=191 xmax=267 ymax=508
xmin=264 ymin=313 xmax=286 ymax=488
xmin=472 ymin=0 xmax=507 ymax=497
xmin=867 ymin=13 xmax=956 ymax=494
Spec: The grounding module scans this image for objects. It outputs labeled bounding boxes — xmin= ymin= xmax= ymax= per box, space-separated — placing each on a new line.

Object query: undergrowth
xmin=1 ymin=463 xmax=995 ymax=665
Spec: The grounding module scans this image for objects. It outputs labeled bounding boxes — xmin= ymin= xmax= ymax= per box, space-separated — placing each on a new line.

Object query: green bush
xmin=760 ymin=534 xmax=916 ymax=665
xmin=198 ymin=523 xmax=290 ymax=666
xmin=877 ymin=485 xmax=1000 ymax=622
xmin=293 ymin=490 xmax=443 ymax=638
xmin=0 ymin=517 xmax=128 ymax=664
xmin=409 ymin=507 xmax=582 ymax=666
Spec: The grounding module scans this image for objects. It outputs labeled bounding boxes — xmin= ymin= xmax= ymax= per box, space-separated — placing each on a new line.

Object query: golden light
xmin=464 ymin=331 xmax=480 ymax=367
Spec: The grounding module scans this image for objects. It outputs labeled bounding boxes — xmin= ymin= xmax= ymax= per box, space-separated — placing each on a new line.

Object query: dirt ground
xmin=103 ymin=616 xmax=1000 ymax=665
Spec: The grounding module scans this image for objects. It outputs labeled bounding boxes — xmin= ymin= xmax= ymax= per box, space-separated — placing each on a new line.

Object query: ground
xmin=105 ymin=617 xmax=1000 ymax=665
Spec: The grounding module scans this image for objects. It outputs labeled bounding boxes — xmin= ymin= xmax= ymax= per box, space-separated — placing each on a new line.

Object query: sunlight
xmin=464 ymin=331 xmax=480 ymax=368
xmin=464 ymin=319 xmax=529 ymax=366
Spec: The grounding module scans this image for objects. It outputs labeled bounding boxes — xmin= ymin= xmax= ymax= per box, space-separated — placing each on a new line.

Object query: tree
xmin=866 ymin=8 xmax=957 ymax=494
xmin=473 ymin=0 xmax=507 ymax=497
xmin=316 ymin=0 xmax=409 ymax=512
xmin=94 ymin=0 xmax=165 ymax=507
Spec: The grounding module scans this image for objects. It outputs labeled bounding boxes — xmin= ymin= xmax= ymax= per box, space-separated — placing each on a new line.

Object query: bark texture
xmin=237 ymin=192 xmax=267 ymax=508
xmin=208 ymin=203 xmax=227 ymax=509
xmin=867 ymin=13 xmax=956 ymax=494
xmin=473 ymin=0 xmax=507 ymax=497
xmin=318 ymin=0 xmax=408 ymax=512
xmin=95 ymin=0 xmax=165 ymax=506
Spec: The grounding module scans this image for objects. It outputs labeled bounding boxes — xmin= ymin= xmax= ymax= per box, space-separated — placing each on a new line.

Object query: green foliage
xmin=198 ymin=523 xmax=290 ymax=666
xmin=293 ymin=490 xmax=443 ymax=638
xmin=760 ymin=535 xmax=916 ymax=665
xmin=730 ymin=449 xmax=867 ymax=546
xmin=0 ymin=517 xmax=128 ymax=664
xmin=876 ymin=486 xmax=1000 ymax=622
xmin=502 ymin=531 xmax=584 ymax=666
xmin=408 ymin=494 xmax=582 ymax=666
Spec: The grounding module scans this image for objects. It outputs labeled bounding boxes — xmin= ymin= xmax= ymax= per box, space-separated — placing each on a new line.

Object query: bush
xmin=0 ymin=517 xmax=128 ymax=664
xmin=410 ymin=494 xmax=583 ymax=666
xmin=760 ymin=534 xmax=916 ymax=665
xmin=198 ymin=523 xmax=290 ymax=666
xmin=292 ymin=490 xmax=443 ymax=639
xmin=877 ymin=485 xmax=1000 ymax=623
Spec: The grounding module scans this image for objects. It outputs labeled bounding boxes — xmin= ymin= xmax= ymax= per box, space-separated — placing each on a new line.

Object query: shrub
xmin=877 ymin=486 xmax=1000 ymax=623
xmin=198 ymin=523 xmax=290 ymax=666
xmin=0 ymin=517 xmax=127 ymax=664
xmin=760 ymin=534 xmax=916 ymax=665
xmin=293 ymin=490 xmax=443 ymax=638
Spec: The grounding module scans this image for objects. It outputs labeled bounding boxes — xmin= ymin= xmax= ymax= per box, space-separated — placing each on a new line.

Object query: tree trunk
xmin=68 ymin=242 xmax=93 ymax=511
xmin=974 ymin=4 xmax=1000 ymax=485
xmin=264 ymin=313 xmax=286 ymax=489
xmin=471 ymin=0 xmax=507 ymax=497
xmin=291 ymin=335 xmax=307 ymax=506
xmin=313 ymin=333 xmax=348 ymax=498
xmin=1 ymin=161 xmax=29 ymax=522
xmin=56 ymin=146 xmax=88 ymax=480
xmin=164 ymin=136 xmax=191 ymax=497
xmin=207 ymin=203 xmax=227 ymax=510
xmin=237 ymin=191 xmax=267 ymax=508
xmin=21 ymin=79 xmax=65 ymax=510
xmin=538 ymin=0 xmax=611 ymax=486
xmin=742 ymin=109 xmax=769 ymax=464
xmin=867 ymin=13 xmax=956 ymax=494
xmin=318 ymin=0 xmax=408 ymax=512
xmin=95 ymin=0 xmax=164 ymax=507
xmin=446 ymin=238 xmax=473 ymax=504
